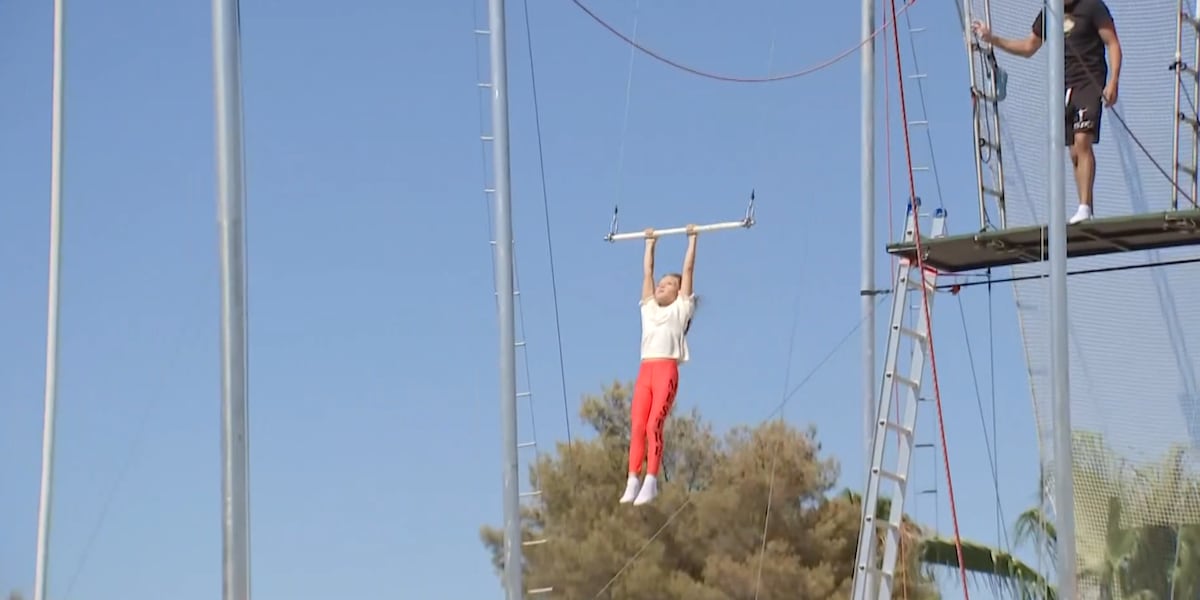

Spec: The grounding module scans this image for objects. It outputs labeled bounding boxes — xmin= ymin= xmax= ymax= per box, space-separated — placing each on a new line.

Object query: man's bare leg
xmin=1069 ymin=130 xmax=1096 ymax=224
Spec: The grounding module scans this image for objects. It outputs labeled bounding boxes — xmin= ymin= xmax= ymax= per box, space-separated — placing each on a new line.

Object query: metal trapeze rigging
xmin=602 ymin=191 xmax=757 ymax=243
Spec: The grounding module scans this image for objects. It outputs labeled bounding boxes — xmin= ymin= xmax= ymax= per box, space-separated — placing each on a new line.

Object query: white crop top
xmin=639 ymin=295 xmax=696 ymax=363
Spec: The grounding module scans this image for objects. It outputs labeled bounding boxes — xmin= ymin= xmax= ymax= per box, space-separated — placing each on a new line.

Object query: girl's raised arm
xmin=642 ymin=228 xmax=656 ymax=301
xmin=680 ymin=225 xmax=697 ymax=297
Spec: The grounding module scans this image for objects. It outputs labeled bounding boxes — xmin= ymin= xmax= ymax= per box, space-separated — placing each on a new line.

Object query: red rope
xmin=569 ymin=0 xmax=918 ymax=83
xmin=884 ymin=0 xmax=971 ymax=597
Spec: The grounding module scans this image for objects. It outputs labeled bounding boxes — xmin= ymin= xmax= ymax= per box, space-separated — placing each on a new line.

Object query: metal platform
xmin=886 ymin=209 xmax=1200 ymax=273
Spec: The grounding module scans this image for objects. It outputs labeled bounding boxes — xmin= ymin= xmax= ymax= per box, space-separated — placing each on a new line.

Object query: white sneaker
xmin=618 ymin=475 xmax=641 ymax=504
xmin=632 ymin=475 xmax=659 ymax=506
xmin=1069 ymin=204 xmax=1093 ymax=225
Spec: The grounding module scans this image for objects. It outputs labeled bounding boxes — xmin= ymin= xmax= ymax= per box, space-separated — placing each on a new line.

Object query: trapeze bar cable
xmin=603 ymin=191 xmax=757 ymax=242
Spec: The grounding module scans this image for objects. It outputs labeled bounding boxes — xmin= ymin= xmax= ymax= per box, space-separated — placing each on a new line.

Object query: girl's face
xmin=654 ymin=275 xmax=681 ymax=305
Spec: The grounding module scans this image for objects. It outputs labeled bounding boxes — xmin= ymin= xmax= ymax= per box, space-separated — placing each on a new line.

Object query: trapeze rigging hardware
xmin=603 ymin=191 xmax=757 ymax=242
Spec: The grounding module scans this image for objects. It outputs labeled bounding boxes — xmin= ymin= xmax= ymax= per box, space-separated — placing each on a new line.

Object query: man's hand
xmin=972 ymin=20 xmax=994 ymax=43
xmin=1103 ymin=81 xmax=1119 ymax=106
xmin=685 ymin=224 xmax=697 ymax=237
xmin=644 ymin=227 xmax=656 ymax=242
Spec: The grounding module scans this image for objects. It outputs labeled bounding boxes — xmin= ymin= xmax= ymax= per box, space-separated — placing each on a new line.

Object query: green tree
xmin=480 ymin=381 xmax=938 ymax=599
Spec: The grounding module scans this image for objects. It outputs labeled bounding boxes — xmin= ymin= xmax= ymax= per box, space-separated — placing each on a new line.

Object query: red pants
xmin=628 ymin=358 xmax=679 ymax=476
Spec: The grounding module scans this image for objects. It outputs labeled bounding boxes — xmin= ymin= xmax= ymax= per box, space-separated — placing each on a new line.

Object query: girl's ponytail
xmin=684 ymin=295 xmax=700 ymax=334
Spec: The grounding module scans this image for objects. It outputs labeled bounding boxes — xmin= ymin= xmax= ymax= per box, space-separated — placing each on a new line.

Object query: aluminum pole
xmin=32 ymin=2 xmax=67 ymax=599
xmin=486 ymin=0 xmax=523 ymax=597
xmin=861 ymin=0 xmax=877 ymax=465
xmin=212 ymin=0 xmax=252 ymax=598
xmin=1046 ymin=0 xmax=1078 ymax=597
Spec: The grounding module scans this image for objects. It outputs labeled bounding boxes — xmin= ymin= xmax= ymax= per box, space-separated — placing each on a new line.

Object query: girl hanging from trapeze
xmin=620 ymin=225 xmax=699 ymax=506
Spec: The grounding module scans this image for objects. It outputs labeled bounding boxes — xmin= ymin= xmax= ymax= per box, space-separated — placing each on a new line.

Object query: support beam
xmin=485 ymin=0 xmax=524 ymax=598
xmin=33 ymin=2 xmax=67 ymax=599
xmin=1046 ymin=0 xmax=1078 ymax=597
xmin=212 ymin=0 xmax=252 ymax=598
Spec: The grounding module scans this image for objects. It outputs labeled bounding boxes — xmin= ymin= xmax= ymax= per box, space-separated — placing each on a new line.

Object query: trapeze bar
xmin=604 ymin=191 xmax=756 ymax=242
xmin=605 ymin=219 xmax=753 ymax=242
xmin=886 ymin=208 xmax=1200 ymax=273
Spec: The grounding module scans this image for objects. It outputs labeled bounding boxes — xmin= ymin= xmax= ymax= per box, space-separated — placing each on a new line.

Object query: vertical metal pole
xmin=1191 ymin=0 xmax=1200 ymax=206
xmin=32 ymin=2 xmax=67 ymax=599
xmin=1171 ymin=0 xmax=1184 ymax=211
xmin=861 ymin=0 xmax=877 ymax=467
xmin=1046 ymin=0 xmax=1078 ymax=597
xmin=486 ymin=0 xmax=523 ymax=598
xmin=212 ymin=0 xmax=252 ymax=598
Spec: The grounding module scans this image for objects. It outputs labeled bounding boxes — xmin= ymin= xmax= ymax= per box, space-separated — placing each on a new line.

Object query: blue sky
xmin=0 ymin=1 xmax=1048 ymax=598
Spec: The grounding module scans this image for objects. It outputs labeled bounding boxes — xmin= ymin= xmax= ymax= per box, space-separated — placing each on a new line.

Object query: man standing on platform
xmin=972 ymin=0 xmax=1122 ymax=225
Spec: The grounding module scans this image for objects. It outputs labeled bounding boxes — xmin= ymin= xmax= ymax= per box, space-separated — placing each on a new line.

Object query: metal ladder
xmin=963 ymin=0 xmax=1009 ymax=229
xmin=851 ymin=202 xmax=946 ymax=600
xmin=472 ymin=2 xmax=553 ymax=595
xmin=1171 ymin=0 xmax=1200 ymax=210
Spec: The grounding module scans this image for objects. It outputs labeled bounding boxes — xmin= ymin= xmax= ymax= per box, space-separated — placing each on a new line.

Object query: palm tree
xmin=916 ymin=434 xmax=1200 ymax=600
xmin=918 ymin=530 xmax=1054 ymax=599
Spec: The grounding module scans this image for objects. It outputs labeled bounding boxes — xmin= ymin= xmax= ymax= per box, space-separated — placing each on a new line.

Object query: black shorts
xmin=1064 ymin=83 xmax=1103 ymax=146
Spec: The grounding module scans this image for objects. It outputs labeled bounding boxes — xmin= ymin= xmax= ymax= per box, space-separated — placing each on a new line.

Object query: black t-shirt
xmin=1032 ymin=0 xmax=1113 ymax=88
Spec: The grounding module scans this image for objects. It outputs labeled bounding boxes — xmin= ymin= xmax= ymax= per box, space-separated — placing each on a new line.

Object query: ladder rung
xmin=520 ymin=490 xmax=542 ymax=498
xmin=893 ymin=374 xmax=920 ymax=390
xmin=515 ymin=340 xmax=526 ymax=347
xmin=483 ymin=187 xmax=495 ymax=194
xmin=899 ymin=326 xmax=926 ymax=341
xmin=529 ymin=588 xmax=554 ymax=595
xmin=474 ymin=29 xmax=490 ymax=35
xmin=915 ymin=443 xmax=935 ymax=449
xmin=919 ymin=488 xmax=938 ymax=495
xmin=517 ymin=391 xmax=532 ymax=399
xmin=903 ymin=275 xmax=929 ymax=290
xmin=859 ymin=566 xmax=895 ymax=580
xmin=874 ymin=468 xmax=907 ymax=484
xmin=908 ymin=120 xmax=929 ymax=126
xmin=881 ymin=420 xmax=913 ymax=438
xmin=478 ymin=82 xmax=492 ymax=88
xmin=518 ymin=441 xmax=537 ymax=449
xmin=523 ymin=538 xmax=548 ymax=546
xmin=480 ymin=135 xmax=494 ymax=141
xmin=874 ymin=518 xmax=902 ymax=531
xmin=909 ymin=27 xmax=927 ymax=33
xmin=909 ymin=73 xmax=927 ymax=79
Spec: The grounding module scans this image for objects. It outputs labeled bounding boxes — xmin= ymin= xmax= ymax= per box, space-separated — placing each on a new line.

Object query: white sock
xmin=618 ymin=474 xmax=641 ymax=504
xmin=633 ymin=474 xmax=659 ymax=506
xmin=1069 ymin=204 xmax=1092 ymax=224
